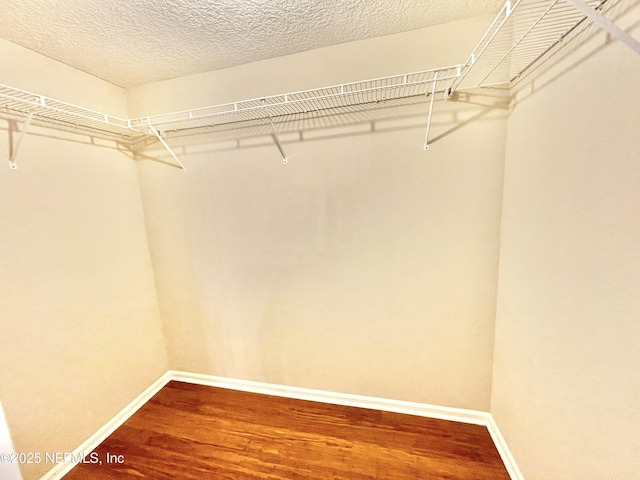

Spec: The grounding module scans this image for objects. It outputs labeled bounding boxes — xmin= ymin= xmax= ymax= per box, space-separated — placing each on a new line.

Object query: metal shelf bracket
xmin=423 ymin=74 xmax=439 ymax=151
xmin=263 ymin=100 xmax=288 ymax=165
xmin=564 ymin=0 xmax=640 ymax=56
xmin=6 ymin=111 xmax=34 ymax=169
xmin=148 ymin=125 xmax=186 ymax=172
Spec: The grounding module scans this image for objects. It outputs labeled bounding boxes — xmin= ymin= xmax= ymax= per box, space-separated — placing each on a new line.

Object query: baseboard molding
xmin=170 ymin=370 xmax=491 ymax=425
xmin=172 ymin=371 xmax=524 ymax=480
xmin=40 ymin=371 xmax=172 ymax=480
xmin=486 ymin=414 xmax=525 ymax=480
xmin=41 ymin=370 xmax=524 ymax=480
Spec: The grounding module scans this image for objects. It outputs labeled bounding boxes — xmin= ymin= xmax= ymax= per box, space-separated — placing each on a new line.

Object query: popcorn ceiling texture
xmin=0 ymin=0 xmax=502 ymax=87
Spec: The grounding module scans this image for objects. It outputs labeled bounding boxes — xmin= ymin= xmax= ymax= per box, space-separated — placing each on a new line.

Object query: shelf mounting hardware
xmin=423 ymin=73 xmax=438 ymax=151
xmin=7 ymin=111 xmax=34 ymax=170
xmin=263 ymin=100 xmax=288 ymax=165
xmin=564 ymin=0 xmax=640 ymax=56
xmin=148 ymin=125 xmax=186 ymax=172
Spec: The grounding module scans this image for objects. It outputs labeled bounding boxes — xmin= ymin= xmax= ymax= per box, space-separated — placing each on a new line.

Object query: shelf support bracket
xmin=7 ymin=111 xmax=34 ymax=170
xmin=268 ymin=117 xmax=288 ymax=165
xmin=262 ymin=100 xmax=288 ymax=165
xmin=564 ymin=0 xmax=640 ymax=56
xmin=423 ymin=74 xmax=438 ymax=151
xmin=148 ymin=125 xmax=186 ymax=172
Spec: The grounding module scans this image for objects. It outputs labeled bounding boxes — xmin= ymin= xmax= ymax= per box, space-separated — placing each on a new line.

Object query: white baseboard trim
xmin=170 ymin=370 xmax=491 ymax=425
xmin=40 ymin=371 xmax=172 ymax=480
xmin=41 ymin=370 xmax=524 ymax=480
xmin=172 ymin=371 xmax=524 ymax=480
xmin=486 ymin=414 xmax=525 ymax=480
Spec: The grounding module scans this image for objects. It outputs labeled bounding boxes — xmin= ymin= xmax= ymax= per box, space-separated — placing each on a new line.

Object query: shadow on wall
xmin=174 ymin=102 xmax=509 ymax=400
xmin=133 ymin=89 xmax=510 ymax=170
xmin=0 ymin=114 xmax=134 ymax=170
xmin=1 ymin=90 xmax=508 ymax=173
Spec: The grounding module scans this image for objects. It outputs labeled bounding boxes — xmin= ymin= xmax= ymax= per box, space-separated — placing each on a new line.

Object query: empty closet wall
xmin=491 ymin=2 xmax=640 ymax=479
xmin=0 ymin=40 xmax=168 ymax=480
xmin=128 ymin=14 xmax=507 ymax=411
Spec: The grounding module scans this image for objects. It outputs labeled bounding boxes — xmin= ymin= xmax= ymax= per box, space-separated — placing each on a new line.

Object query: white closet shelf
xmin=453 ymin=0 xmax=613 ymax=90
xmin=128 ymin=65 xmax=461 ymax=136
xmin=1 ymin=0 xmax=635 ymax=165
xmin=0 ymin=66 xmax=461 ymax=145
xmin=0 ymin=84 xmax=146 ymax=140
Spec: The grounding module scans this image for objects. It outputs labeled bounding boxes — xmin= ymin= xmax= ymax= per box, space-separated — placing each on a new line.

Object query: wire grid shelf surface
xmin=128 ymin=66 xmax=462 ymax=134
xmin=0 ymin=84 xmax=147 ymax=140
xmin=453 ymin=0 xmax=609 ymax=89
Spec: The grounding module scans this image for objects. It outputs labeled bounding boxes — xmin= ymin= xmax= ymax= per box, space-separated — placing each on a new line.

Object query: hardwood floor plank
xmin=63 ymin=381 xmax=510 ymax=479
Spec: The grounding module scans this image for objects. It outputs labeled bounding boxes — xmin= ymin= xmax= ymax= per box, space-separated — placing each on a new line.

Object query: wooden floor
xmin=64 ymin=381 xmax=510 ymax=479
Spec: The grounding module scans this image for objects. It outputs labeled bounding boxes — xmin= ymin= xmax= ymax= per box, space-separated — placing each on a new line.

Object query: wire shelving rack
xmin=1 ymin=0 xmax=637 ymax=170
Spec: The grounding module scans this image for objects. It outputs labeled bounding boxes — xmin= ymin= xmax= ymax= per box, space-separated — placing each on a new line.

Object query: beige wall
xmin=0 ymin=40 xmax=168 ymax=479
xmin=8 ymin=6 xmax=637 ymax=478
xmin=491 ymin=3 xmax=640 ymax=479
xmin=130 ymin=15 xmax=506 ymax=411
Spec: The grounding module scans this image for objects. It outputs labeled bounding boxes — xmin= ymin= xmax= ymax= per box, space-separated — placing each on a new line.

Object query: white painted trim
xmin=40 ymin=370 xmax=524 ymax=480
xmin=171 ymin=371 xmax=524 ymax=479
xmin=169 ymin=370 xmax=490 ymax=425
xmin=486 ymin=414 xmax=526 ymax=480
xmin=40 ymin=371 xmax=172 ymax=480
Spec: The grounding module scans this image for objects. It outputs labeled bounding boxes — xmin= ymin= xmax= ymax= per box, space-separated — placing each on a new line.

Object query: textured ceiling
xmin=0 ymin=0 xmax=503 ymax=87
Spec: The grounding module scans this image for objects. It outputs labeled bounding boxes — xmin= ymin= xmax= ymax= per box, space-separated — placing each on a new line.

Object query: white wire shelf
xmin=0 ymin=84 xmax=146 ymax=140
xmin=0 ymin=0 xmax=635 ymax=158
xmin=128 ymin=66 xmax=462 ymax=135
xmin=453 ymin=0 xmax=613 ymax=90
